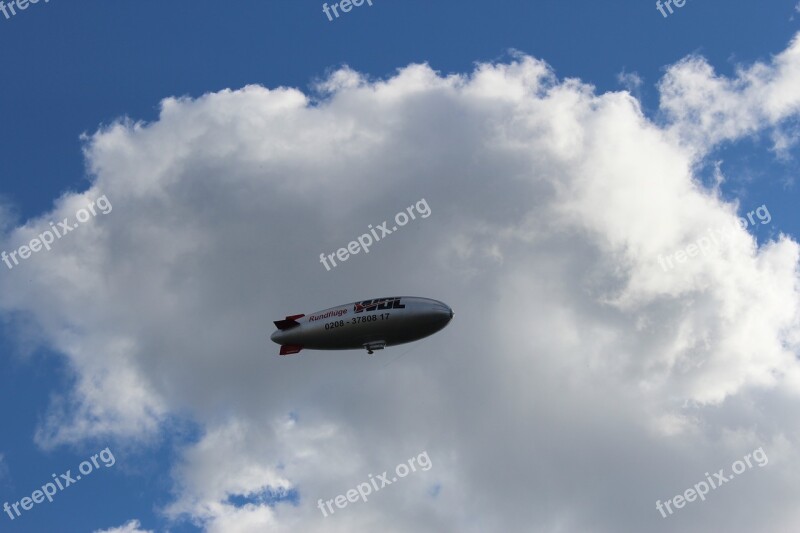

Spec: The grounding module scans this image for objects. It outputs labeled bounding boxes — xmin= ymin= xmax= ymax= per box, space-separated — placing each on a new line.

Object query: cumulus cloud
xmin=660 ymin=34 xmax=800 ymax=151
xmin=4 ymin=31 xmax=800 ymax=533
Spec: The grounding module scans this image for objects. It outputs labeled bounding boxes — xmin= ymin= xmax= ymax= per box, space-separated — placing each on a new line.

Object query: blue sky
xmin=2 ymin=1 xmax=800 ymax=532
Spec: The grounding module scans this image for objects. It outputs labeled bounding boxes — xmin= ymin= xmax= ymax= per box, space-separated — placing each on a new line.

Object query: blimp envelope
xmin=270 ymin=296 xmax=453 ymax=355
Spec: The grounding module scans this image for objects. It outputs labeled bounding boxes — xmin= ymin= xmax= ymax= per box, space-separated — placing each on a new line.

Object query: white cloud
xmin=4 ymin=33 xmax=800 ymax=533
xmin=94 ymin=520 xmax=153 ymax=533
xmin=660 ymin=34 xmax=800 ymax=151
xmin=617 ymin=70 xmax=643 ymax=97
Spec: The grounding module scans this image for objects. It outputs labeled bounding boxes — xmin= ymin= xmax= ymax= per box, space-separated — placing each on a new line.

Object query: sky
xmin=2 ymin=1 xmax=800 ymax=532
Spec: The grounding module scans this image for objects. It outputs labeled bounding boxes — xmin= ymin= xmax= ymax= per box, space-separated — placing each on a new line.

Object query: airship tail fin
xmin=274 ymin=314 xmax=305 ymax=330
xmin=279 ymin=344 xmax=304 ymax=356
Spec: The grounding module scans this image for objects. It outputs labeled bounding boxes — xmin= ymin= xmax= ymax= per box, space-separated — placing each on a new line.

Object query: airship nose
xmin=431 ymin=302 xmax=454 ymax=323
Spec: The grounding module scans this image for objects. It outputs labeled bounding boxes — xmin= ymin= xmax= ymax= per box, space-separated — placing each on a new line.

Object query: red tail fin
xmin=279 ymin=344 xmax=303 ymax=356
xmin=274 ymin=314 xmax=305 ymax=330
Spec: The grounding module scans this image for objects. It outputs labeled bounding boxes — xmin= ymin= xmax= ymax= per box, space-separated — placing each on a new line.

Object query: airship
xmin=270 ymin=296 xmax=454 ymax=355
